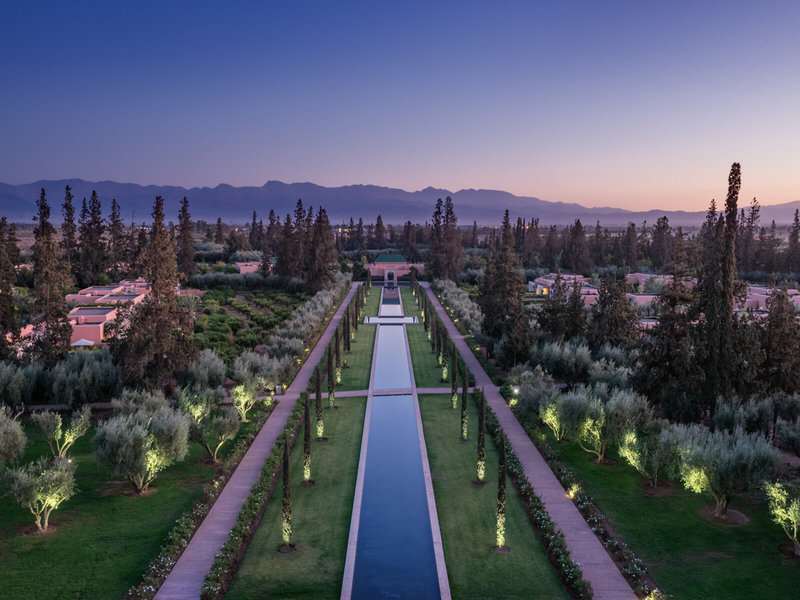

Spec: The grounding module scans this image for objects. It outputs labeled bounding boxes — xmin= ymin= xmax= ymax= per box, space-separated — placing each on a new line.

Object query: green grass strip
xmin=401 ymin=288 xmax=447 ymax=388
xmin=226 ymin=397 xmax=367 ymax=599
xmin=419 ymin=394 xmax=568 ymax=600
xmin=328 ymin=289 xmax=379 ymax=392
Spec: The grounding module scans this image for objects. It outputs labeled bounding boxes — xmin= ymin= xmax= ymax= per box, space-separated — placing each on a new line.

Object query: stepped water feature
xmin=341 ymin=286 xmax=449 ymax=600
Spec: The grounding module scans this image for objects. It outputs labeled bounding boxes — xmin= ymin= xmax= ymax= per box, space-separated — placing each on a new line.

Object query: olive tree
xmin=6 ymin=456 xmax=75 ymax=532
xmin=675 ymin=424 xmax=778 ymax=519
xmin=618 ymin=419 xmax=681 ymax=488
xmin=184 ymin=348 xmax=227 ymax=389
xmin=1 ymin=407 xmax=27 ymax=467
xmin=111 ymin=388 xmax=168 ymax=417
xmin=765 ymin=481 xmax=800 ymax=556
xmin=576 ymin=388 xmax=651 ymax=462
xmin=507 ymin=364 xmax=559 ymax=416
xmin=231 ymin=384 xmax=258 ymax=423
xmin=178 ymin=386 xmax=239 ymax=463
xmin=31 ymin=405 xmax=91 ymax=458
xmin=94 ymin=406 xmax=189 ymax=495
xmin=543 ymin=389 xmax=592 ymax=443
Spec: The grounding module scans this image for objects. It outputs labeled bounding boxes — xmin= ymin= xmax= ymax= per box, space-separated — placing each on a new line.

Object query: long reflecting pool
xmin=372 ymin=325 xmax=412 ymax=390
xmin=350 ymin=395 xmax=440 ymax=600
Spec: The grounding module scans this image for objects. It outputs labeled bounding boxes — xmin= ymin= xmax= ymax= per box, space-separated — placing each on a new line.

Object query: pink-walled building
xmin=365 ymin=254 xmax=424 ymax=286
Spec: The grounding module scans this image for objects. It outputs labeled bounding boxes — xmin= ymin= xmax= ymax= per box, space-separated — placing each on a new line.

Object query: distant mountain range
xmin=1 ymin=178 xmax=799 ymax=227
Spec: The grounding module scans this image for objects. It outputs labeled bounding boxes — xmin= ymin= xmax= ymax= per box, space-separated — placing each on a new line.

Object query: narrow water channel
xmin=351 ymin=395 xmax=439 ymax=599
xmin=345 ymin=287 xmax=444 ymax=600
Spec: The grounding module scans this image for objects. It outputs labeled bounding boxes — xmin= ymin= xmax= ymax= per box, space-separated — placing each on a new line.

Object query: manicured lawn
xmin=226 ymin=396 xmax=367 ymax=600
xmin=402 ymin=288 xmax=448 ymax=388
xmin=420 ymin=394 xmax=568 ymax=599
xmin=532 ymin=423 xmax=800 ymax=599
xmin=0 ymin=407 xmax=269 ymax=600
xmin=325 ymin=288 xmax=379 ymax=392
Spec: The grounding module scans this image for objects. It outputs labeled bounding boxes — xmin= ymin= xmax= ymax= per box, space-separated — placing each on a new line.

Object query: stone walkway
xmin=155 ymin=282 xmax=360 ymax=600
xmin=421 ymin=283 xmax=636 ymax=600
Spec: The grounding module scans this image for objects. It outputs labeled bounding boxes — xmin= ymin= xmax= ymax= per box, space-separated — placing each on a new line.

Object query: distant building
xmin=365 ymin=254 xmax=424 ymax=287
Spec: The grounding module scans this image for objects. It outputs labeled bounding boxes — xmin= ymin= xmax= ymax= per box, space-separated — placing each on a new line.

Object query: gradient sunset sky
xmin=1 ymin=1 xmax=798 ymax=211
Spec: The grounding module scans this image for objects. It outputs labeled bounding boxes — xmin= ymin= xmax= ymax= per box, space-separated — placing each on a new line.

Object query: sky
xmin=1 ymin=1 xmax=799 ymax=211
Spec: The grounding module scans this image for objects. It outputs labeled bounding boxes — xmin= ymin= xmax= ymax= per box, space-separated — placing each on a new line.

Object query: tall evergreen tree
xmin=496 ymin=431 xmax=507 ymax=549
xmin=698 ymin=164 xmax=741 ymax=414
xmin=476 ymin=389 xmax=486 ymax=484
xmin=281 ymin=434 xmax=295 ymax=549
xmin=564 ymin=219 xmax=590 ymax=274
xmin=176 ymin=197 xmax=195 ymax=278
xmin=60 ymin=185 xmax=78 ymax=279
xmin=327 ymin=346 xmax=336 ymax=408
xmin=111 ymin=197 xmax=195 ymax=387
xmin=460 ymin=366 xmax=469 ymax=441
xmin=303 ymin=393 xmax=314 ymax=485
xmin=372 ymin=214 xmax=386 ymax=248
xmin=762 ymin=284 xmax=800 ymax=394
xmin=315 ymin=367 xmax=325 ymax=439
xmin=31 ymin=188 xmax=72 ymax=364
xmin=493 ymin=210 xmax=530 ymax=364
xmin=214 ymin=217 xmax=225 ymax=244
xmin=107 ymin=198 xmax=127 ymax=280
xmin=77 ymin=191 xmax=106 ymax=286
xmin=785 ymin=210 xmax=800 ymax=273
xmin=307 ymin=207 xmax=336 ymax=293
xmin=590 ymin=276 xmax=639 ymax=347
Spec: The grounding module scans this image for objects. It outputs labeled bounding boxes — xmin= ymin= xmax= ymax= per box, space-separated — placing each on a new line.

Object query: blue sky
xmin=1 ymin=1 xmax=798 ymax=210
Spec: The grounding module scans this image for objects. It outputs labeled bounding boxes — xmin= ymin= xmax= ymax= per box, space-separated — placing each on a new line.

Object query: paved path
xmin=155 ymin=282 xmax=360 ymax=600
xmin=421 ymin=283 xmax=636 ymax=600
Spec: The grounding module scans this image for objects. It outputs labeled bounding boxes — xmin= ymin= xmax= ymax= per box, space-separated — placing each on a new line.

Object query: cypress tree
xmin=32 ymin=188 xmax=72 ymax=365
xmin=476 ymin=389 xmax=486 ymax=484
xmin=176 ymin=196 xmax=196 ymax=278
xmin=461 ymin=366 xmax=469 ymax=441
xmin=60 ymin=185 xmax=78 ymax=280
xmin=496 ymin=431 xmax=507 ymax=550
xmin=450 ymin=354 xmax=459 ymax=409
xmin=315 ymin=367 xmax=325 ymax=440
xmin=77 ymin=190 xmax=106 ymax=287
xmin=280 ymin=434 xmax=295 ymax=550
xmin=436 ymin=320 xmax=443 ymax=365
xmin=303 ymin=393 xmax=314 ymax=485
xmin=327 ymin=346 xmax=336 ymax=408
xmin=335 ymin=327 xmax=342 ymax=383
xmin=107 ymin=198 xmax=127 ymax=280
